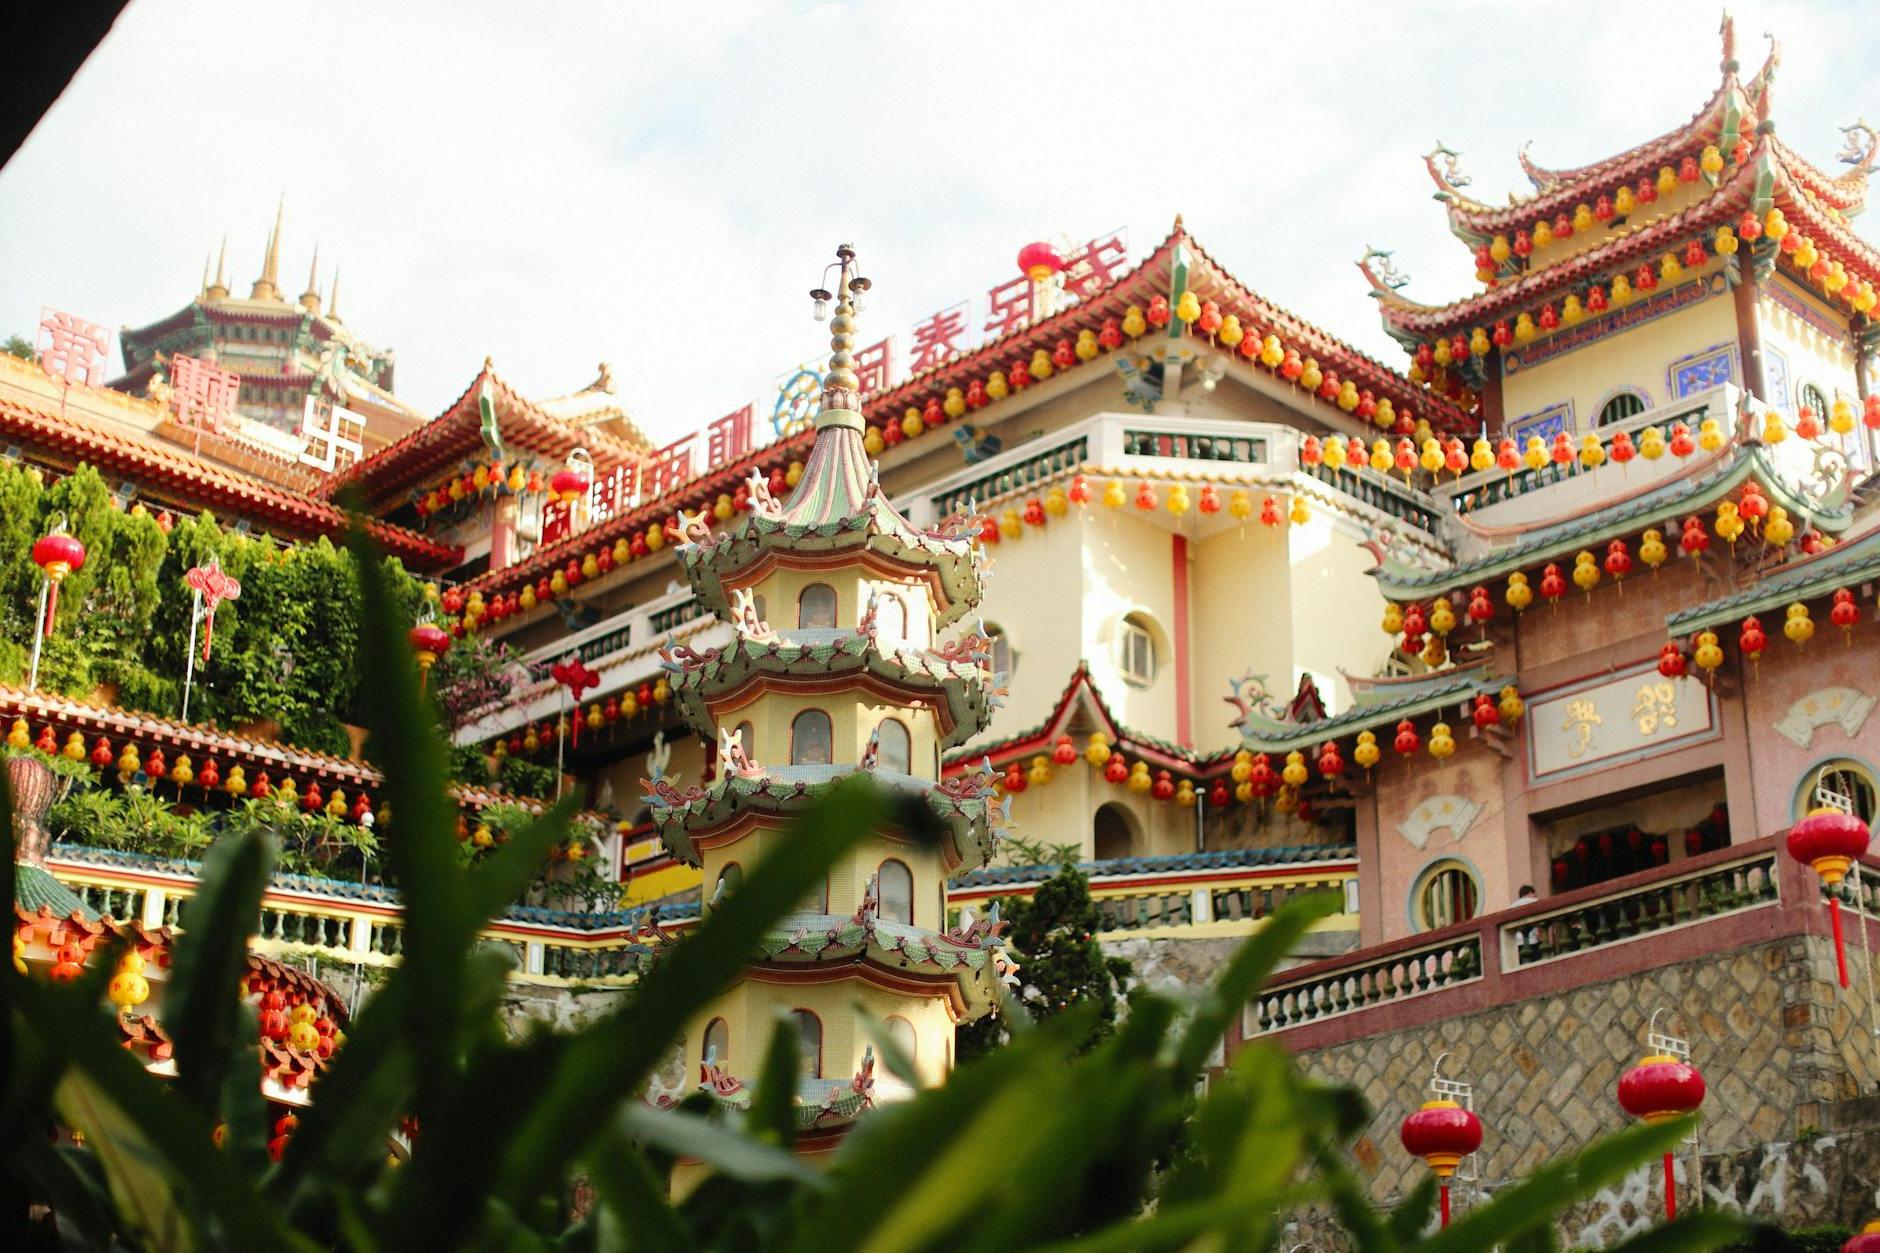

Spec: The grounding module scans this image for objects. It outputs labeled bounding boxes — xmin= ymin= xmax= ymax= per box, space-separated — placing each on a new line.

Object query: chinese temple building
xmin=12 ymin=13 xmax=1880 ymax=1235
xmin=643 ymin=246 xmax=1007 ymax=1156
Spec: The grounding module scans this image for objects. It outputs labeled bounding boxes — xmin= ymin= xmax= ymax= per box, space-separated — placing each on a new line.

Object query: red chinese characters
xmin=706 ymin=406 xmax=753 ymax=470
xmin=909 ymin=304 xmax=968 ymax=373
xmin=37 ymin=307 xmax=110 ymax=387
xmin=1061 ymin=231 xmax=1129 ymax=300
xmin=852 ymin=338 xmax=893 ymax=398
xmin=170 ymin=354 xmax=242 ymax=431
xmin=983 ymin=275 xmax=1035 ymax=338
xmin=645 ymin=437 xmax=695 ymax=499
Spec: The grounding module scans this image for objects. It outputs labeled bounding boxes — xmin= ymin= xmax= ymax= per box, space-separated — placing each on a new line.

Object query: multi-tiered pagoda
xmin=644 ymin=245 xmax=1011 ymax=1160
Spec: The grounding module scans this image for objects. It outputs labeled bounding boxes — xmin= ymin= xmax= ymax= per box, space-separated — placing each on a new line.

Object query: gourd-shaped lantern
xmin=1786 ymin=775 xmax=1873 ymax=988
xmin=1617 ymin=1021 xmax=1705 ymax=1220
xmin=27 ymin=516 xmax=86 ymax=691
xmin=1844 ymin=1220 xmax=1880 ymax=1252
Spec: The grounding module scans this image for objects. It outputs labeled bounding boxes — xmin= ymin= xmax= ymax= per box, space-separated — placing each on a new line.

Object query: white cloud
xmin=1 ymin=0 xmax=1874 ymax=446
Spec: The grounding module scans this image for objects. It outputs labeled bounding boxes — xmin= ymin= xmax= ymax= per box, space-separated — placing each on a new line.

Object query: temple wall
xmin=1368 ymin=744 xmax=1518 ymax=945
xmin=1759 ymin=275 xmax=1864 ymax=419
xmin=1736 ymin=636 xmax=1880 ymax=840
xmin=1500 ymin=284 xmax=1735 ymax=433
xmin=970 ymin=501 xmax=1089 ymax=746
xmin=1192 ymin=519 xmax=1292 ymax=752
xmin=1276 ymin=931 xmax=1880 ymax=1247
xmin=1080 ymin=509 xmax=1182 ymax=747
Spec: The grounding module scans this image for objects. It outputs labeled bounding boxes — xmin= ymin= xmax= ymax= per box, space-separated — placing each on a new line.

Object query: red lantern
xmin=1604 ymin=539 xmax=1632 ymax=582
xmin=1052 ymin=339 xmax=1075 ymax=370
xmin=1259 ymin=496 xmax=1283 ymax=528
xmin=90 ymin=736 xmax=112 ymax=769
xmin=252 ymin=770 xmax=272 ymax=800
xmin=1002 ymin=763 xmax=1027 ymax=793
xmin=1151 ymin=770 xmax=1175 ymax=801
xmin=1393 ymin=719 xmax=1421 ymax=756
xmin=1539 ymin=563 xmax=1566 ymax=605
xmin=1316 ymin=741 xmax=1345 ymax=779
xmin=1134 ymin=482 xmax=1157 ymax=511
xmin=1667 ymin=422 xmax=1695 ymax=457
xmin=1832 ymin=588 xmax=1860 ymax=636
xmin=1401 ymin=1100 xmax=1484 ymax=1227
xmin=1197 ymin=484 xmax=1220 ymax=515
xmin=1067 ymin=474 xmax=1092 ymax=506
xmin=198 ymin=758 xmax=220 ymax=793
xmin=1145 ymin=295 xmax=1171 ymax=328
xmin=1617 ymin=1053 xmax=1706 ymax=1218
xmin=1787 ymin=802 xmax=1873 ymax=987
xmin=1022 ymin=498 xmax=1046 ymax=527
xmin=1466 ymin=586 xmax=1493 ymax=630
xmin=302 ymin=780 xmax=323 ymax=813
xmin=1009 ymin=359 xmax=1032 ymax=390
xmin=1471 ymin=694 xmax=1500 ymax=729
xmin=1247 ymin=753 xmax=1277 ymax=798
xmin=1845 ymin=1220 xmax=1880 ymax=1253
xmin=1657 ymin=641 xmax=1687 ymax=680
xmin=1739 ymin=615 xmax=1767 ymax=667
xmin=30 ymin=525 xmax=86 ymax=640
xmin=408 ymin=620 xmax=451 ymax=692
xmin=1679 ymin=516 xmax=1709 ymax=557
xmin=1402 ymin=603 xmax=1428 ymax=638
xmin=1208 ymin=780 xmax=1230 ymax=807
xmin=1103 ymin=754 xmax=1128 ymax=785
xmin=549 ymin=466 xmax=590 ymax=504
xmin=1098 ymin=319 xmax=1123 ymax=351
xmin=1016 ymin=241 xmax=1065 ymax=282
xmin=1051 ymin=735 xmax=1077 ymax=766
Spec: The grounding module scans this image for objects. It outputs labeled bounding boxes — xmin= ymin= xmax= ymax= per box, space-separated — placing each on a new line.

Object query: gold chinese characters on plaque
xmin=1528 ymin=668 xmax=1715 ymax=781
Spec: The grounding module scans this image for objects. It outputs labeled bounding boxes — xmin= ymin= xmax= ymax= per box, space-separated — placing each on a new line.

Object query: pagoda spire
xmin=251 ymin=196 xmax=285 ymax=301
xmin=206 ymin=236 xmax=229 ymax=302
xmin=200 ymin=255 xmax=210 ymax=298
xmin=299 ymin=246 xmax=322 ymax=313
xmin=327 ymin=267 xmax=341 ymax=322
xmin=810 ymin=243 xmax=872 ymax=432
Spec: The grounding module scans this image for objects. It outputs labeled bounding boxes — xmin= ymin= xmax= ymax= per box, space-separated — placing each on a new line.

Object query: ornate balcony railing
xmin=929 ymin=435 xmax=1090 ymax=522
xmin=1249 ymin=931 xmax=1484 ymax=1035
xmin=1299 ymin=464 xmax=1442 ymax=533
xmin=1244 ymin=838 xmax=1807 ymax=1047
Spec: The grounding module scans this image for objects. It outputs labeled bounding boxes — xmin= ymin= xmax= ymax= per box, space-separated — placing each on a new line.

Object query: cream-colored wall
xmin=684 ymin=977 xmax=957 ymax=1088
xmin=1759 ymin=277 xmax=1863 ymax=427
xmin=698 ymin=817 xmax=948 ymax=926
xmin=1501 ymin=279 xmax=1737 ymax=429
xmin=1192 ymin=522 xmax=1290 ymax=755
xmin=710 ymin=689 xmax=941 ymax=778
xmin=1081 ymin=509 xmax=1180 ymax=745
xmin=969 ymin=504 xmax=1090 ymax=745
xmin=1288 ymin=514 xmax=1396 ymax=723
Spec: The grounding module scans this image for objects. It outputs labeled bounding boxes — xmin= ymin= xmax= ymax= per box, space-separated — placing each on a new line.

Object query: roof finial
xmin=1720 ymin=10 xmax=1738 ymax=74
xmin=200 ymin=255 xmax=210 ymax=297
xmin=327 ymin=266 xmax=341 ymax=321
xmin=300 ymin=245 xmax=322 ymax=313
xmin=206 ymin=235 xmax=229 ymax=301
xmin=808 ymin=243 xmax=871 ymax=431
xmin=251 ymin=195 xmax=285 ymax=300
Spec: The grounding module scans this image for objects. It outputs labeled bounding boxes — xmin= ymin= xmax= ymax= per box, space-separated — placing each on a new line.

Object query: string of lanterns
xmin=1412 ymin=205 xmax=1880 ymax=412
xmin=412 ymin=459 xmax=553 ymax=521
xmin=489 ymin=676 xmax=674 ymax=760
xmin=965 ymin=472 xmax=1314 ymax=542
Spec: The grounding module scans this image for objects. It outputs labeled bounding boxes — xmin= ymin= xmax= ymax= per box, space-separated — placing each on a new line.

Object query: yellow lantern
xmin=1259 ymin=335 xmax=1284 ymax=368
xmin=62 ymin=731 xmax=84 ymax=761
xmin=1765 ymin=506 xmax=1795 ymax=547
xmin=1030 ymin=348 xmax=1054 ymax=381
xmin=1321 ymin=437 xmax=1347 ymax=471
xmin=108 ymin=950 xmax=150 ymax=1010
xmin=1045 ymin=486 xmax=1068 ymax=516
xmin=1490 ymin=234 xmax=1511 ymax=264
xmin=1230 ymin=749 xmax=1253 ymax=783
xmin=1420 ymin=438 xmax=1443 ymax=474
xmin=1374 ymin=397 xmax=1396 ymax=429
xmin=1175 ymin=779 xmax=1197 ymax=807
xmin=1421 ymin=634 xmax=1447 ymax=668
xmin=1085 ymin=733 xmax=1112 ymax=766
xmin=1571 ymin=551 xmax=1600 ymax=595
xmin=1572 ymin=203 xmax=1595 ymax=233
xmin=1611 ymin=274 xmax=1634 ymax=304
xmin=1656 ymin=165 xmax=1678 ymax=197
xmin=1000 ymin=509 xmax=1023 ymax=539
xmin=1660 ymin=254 xmax=1683 ymax=282
xmin=1427 ymin=722 xmax=1457 ymax=760
xmin=1765 ymin=208 xmax=1789 ymax=241
xmin=1469 ymin=328 xmax=1491 ymax=357
xmin=1562 ymin=295 xmax=1585 ymax=325
xmin=1338 ymin=381 xmax=1360 ymax=412
xmin=1580 ymin=434 xmax=1606 ymax=468
xmin=1166 ymin=484 xmax=1191 ymax=516
xmin=1382 ymin=603 xmax=1405 ymax=635
xmin=1637 ymin=425 xmax=1666 ymax=460
xmin=1700 ymin=144 xmax=1724 ymax=175
xmin=1831 ymin=395 xmax=1857 ymax=435
xmin=1506 ymin=571 xmax=1533 ymax=612
xmin=1102 ymin=479 xmax=1128 ymax=509
xmin=1127 ymin=761 xmax=1152 ymax=792
xmin=1697 ymin=417 xmax=1725 ymax=452
xmin=1354 ymin=730 xmax=1380 ymax=773
xmin=519 ymin=585 xmax=538 ymax=612
xmin=1761 ymin=410 xmax=1788 ymax=445
xmin=1299 ymin=358 xmax=1324 ymax=392
xmin=225 ymin=766 xmax=247 ymax=796
xmin=1370 ymin=440 xmax=1392 ymax=473
xmin=986 ymin=371 xmax=1010 ymax=400
xmin=1498 ymin=685 xmax=1525 ymax=724
xmin=1693 ymin=630 xmax=1724 ymax=675
xmin=1027 ymin=755 xmax=1052 ymax=787
xmin=1784 ymin=602 xmax=1815 ymax=646
xmin=1614 ymin=185 xmax=1637 ymax=216
xmin=1533 ymin=219 xmax=1555 ymax=248
xmin=116 ymin=743 xmax=140 ymax=776
xmin=1523 ymin=436 xmax=1547 ymax=472
xmin=1432 ymin=339 xmax=1453 ymax=368
xmin=1471 ymin=438 xmax=1494 ymax=472
xmin=1514 ymin=312 xmax=1537 ymax=343
xmin=1715 ymin=501 xmax=1744 ymax=546
xmin=1289 ymin=496 xmax=1311 ymax=525
xmin=943 ymin=387 xmax=967 ymax=418
xmin=1639 ymin=528 xmax=1668 ymax=570
xmin=1794 ymin=237 xmax=1819 ymax=270
xmin=1229 ymin=489 xmax=1253 ymax=520
xmin=1216 ymin=317 xmax=1242 ymax=349
xmin=1429 ymin=598 xmax=1456 ymax=636
xmin=1123 ymin=305 xmax=1148 ymax=338
xmin=549 ymin=570 xmax=569 ymax=597
xmin=581 ymin=553 xmax=601 ymax=580
xmin=901 ymin=408 xmax=925 ymax=439
xmin=1175 ymin=291 xmax=1201 ymax=325
xmin=863 ymin=427 xmax=886 ymax=456
xmin=1714 ymin=225 xmax=1739 ymax=255
xmin=1281 ymin=751 xmax=1309 ymax=787
xmin=1075 ymin=329 xmax=1102 ymax=360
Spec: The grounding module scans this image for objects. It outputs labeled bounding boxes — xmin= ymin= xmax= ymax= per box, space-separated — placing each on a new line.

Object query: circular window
xmin=1795 ymin=759 xmax=1879 ymax=825
xmin=1412 ymin=859 xmax=1480 ymax=932
xmin=1116 ymin=613 xmax=1161 ymax=688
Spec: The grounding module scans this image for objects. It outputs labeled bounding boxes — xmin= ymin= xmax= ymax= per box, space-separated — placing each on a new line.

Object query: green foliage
xmin=2 ymin=333 xmax=35 ymax=360
xmin=0 ymin=525 xmax=1772 ymax=1251
xmin=958 ymin=862 xmax=1133 ymax=1060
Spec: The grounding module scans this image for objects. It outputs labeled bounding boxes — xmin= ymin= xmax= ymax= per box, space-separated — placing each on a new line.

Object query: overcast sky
xmin=2 ymin=0 xmax=1876 ymax=445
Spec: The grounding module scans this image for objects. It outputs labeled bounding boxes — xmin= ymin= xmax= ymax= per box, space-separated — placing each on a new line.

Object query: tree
xmin=958 ymin=859 xmax=1134 ymax=1061
xmin=1 ymin=333 xmax=33 ymax=361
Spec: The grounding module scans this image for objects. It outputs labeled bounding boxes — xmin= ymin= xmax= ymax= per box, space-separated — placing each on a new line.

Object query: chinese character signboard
xmin=298 ymin=395 xmax=366 ymax=472
xmin=1527 ymin=664 xmax=1717 ymax=782
xmin=37 ymin=308 xmax=110 ymax=388
xmin=909 ymin=303 xmax=968 ymax=373
xmin=171 ymin=354 xmax=242 ymax=432
xmin=706 ymin=405 xmax=753 ymax=470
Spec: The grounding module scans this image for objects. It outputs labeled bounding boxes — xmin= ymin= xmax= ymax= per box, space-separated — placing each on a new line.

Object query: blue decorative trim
xmin=1667 ymin=341 xmax=1739 ymax=399
xmin=1510 ymin=400 xmax=1574 ymax=443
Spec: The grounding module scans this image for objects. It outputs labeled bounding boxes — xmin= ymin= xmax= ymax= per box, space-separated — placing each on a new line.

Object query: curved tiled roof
xmin=949 ymin=842 xmax=1357 ymax=889
xmin=1665 ymin=524 xmax=1880 ymax=632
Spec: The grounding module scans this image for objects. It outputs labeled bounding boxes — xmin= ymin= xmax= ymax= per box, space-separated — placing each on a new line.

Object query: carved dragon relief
xmin=1838 ymin=119 xmax=1878 ymax=174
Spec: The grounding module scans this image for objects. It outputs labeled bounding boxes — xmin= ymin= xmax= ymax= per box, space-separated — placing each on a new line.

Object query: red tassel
xmin=42 ymin=582 xmax=57 ymax=637
xmin=1439 ymin=1183 xmax=1451 ymax=1228
xmin=1831 ymin=894 xmax=1851 ymax=988
xmin=1663 ymin=1151 xmax=1677 ymax=1219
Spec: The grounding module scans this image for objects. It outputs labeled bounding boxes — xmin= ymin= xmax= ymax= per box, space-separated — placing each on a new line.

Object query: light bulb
xmin=812 ymin=298 xmax=828 ymax=322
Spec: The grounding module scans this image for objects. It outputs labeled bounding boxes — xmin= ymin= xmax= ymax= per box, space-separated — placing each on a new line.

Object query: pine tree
xmin=958 ymin=861 xmax=1133 ymax=1061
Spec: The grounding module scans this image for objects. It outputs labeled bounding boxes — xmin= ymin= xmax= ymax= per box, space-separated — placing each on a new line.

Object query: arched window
xmin=791 ymin=1009 xmax=823 ymax=1078
xmin=702 ymin=1017 xmax=729 ymax=1066
xmin=1797 ymin=759 xmax=1879 ymax=825
xmin=884 ymin=1015 xmax=917 ymax=1068
xmin=878 ymin=858 xmax=914 ymax=924
xmin=874 ymin=591 xmax=907 ymax=643
xmin=798 ymin=583 xmax=838 ymax=629
xmin=1801 ymin=383 xmax=1830 ymax=422
xmin=875 ymin=718 xmax=911 ymax=774
xmin=732 ymin=720 xmax=755 ymax=759
xmin=984 ymin=623 xmax=1015 ymax=678
xmin=1117 ymin=614 xmax=1159 ymax=688
xmin=712 ymin=863 xmax=742 ymax=910
xmin=1093 ymin=802 xmax=1137 ymax=861
xmin=1597 ymin=390 xmax=1649 ymax=427
xmin=790 ymin=709 xmax=833 ymax=765
xmin=1413 ymin=859 xmax=1481 ymax=931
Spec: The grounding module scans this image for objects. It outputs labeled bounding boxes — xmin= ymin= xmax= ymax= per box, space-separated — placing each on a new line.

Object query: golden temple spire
xmin=809 ymin=243 xmax=871 ymax=432
xmin=300 ymin=246 xmax=322 ymax=313
xmin=200 ymin=255 xmax=210 ymax=297
xmin=206 ymin=236 xmax=229 ymax=302
xmin=327 ymin=267 xmax=341 ymax=322
xmin=251 ymin=196 xmax=284 ymax=301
